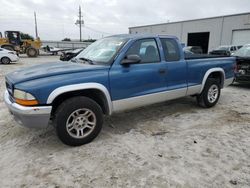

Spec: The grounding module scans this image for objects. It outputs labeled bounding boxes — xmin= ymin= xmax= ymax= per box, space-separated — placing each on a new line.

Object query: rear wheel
xmin=1 ymin=57 xmax=11 ymax=64
xmin=26 ymin=47 xmax=38 ymax=57
xmin=53 ymin=96 xmax=103 ymax=146
xmin=197 ymin=78 xmax=221 ymax=108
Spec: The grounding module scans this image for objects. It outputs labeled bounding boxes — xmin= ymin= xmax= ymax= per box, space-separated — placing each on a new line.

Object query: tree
xmin=62 ymin=38 xmax=71 ymax=41
xmin=20 ymin=32 xmax=34 ymax=40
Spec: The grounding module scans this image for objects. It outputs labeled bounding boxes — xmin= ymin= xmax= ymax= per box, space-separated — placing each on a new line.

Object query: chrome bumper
xmin=4 ymin=90 xmax=52 ymax=129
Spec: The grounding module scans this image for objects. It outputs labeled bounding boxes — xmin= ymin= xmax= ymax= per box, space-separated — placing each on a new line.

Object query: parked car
xmin=41 ymin=45 xmax=62 ymax=55
xmin=183 ymin=46 xmax=203 ymax=54
xmin=209 ymin=45 xmax=240 ymax=56
xmin=60 ymin=48 xmax=84 ymax=61
xmin=4 ymin=34 xmax=235 ymax=146
xmin=232 ymin=44 xmax=250 ymax=83
xmin=0 ymin=48 xmax=19 ymax=64
xmin=184 ymin=50 xmax=194 ymax=55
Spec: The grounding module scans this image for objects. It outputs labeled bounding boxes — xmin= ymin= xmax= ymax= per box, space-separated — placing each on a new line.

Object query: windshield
xmin=215 ymin=46 xmax=229 ymax=51
xmin=233 ymin=45 xmax=250 ymax=57
xmin=75 ymin=37 xmax=127 ymax=64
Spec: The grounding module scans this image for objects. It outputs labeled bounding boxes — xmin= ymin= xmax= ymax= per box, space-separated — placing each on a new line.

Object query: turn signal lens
xmin=15 ymin=99 xmax=39 ymax=106
xmin=233 ymin=64 xmax=238 ymax=73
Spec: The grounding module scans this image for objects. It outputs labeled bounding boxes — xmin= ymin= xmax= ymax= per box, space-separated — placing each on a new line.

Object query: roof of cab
xmin=108 ymin=34 xmax=178 ymax=40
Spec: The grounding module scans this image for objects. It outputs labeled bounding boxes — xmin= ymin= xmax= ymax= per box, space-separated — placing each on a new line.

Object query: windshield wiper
xmin=79 ymin=57 xmax=94 ymax=65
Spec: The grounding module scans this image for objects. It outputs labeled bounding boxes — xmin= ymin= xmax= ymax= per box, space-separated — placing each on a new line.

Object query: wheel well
xmin=1 ymin=56 xmax=10 ymax=60
xmin=50 ymin=89 xmax=110 ymax=117
xmin=208 ymin=71 xmax=224 ymax=88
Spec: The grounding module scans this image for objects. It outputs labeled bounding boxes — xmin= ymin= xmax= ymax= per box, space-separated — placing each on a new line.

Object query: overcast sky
xmin=1 ymin=0 xmax=250 ymax=40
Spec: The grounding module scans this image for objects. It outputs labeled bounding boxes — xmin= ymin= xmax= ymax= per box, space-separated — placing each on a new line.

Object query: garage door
xmin=232 ymin=30 xmax=250 ymax=45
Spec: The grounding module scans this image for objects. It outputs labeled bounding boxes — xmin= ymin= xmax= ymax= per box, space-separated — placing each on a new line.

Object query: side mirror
xmin=121 ymin=54 xmax=141 ymax=65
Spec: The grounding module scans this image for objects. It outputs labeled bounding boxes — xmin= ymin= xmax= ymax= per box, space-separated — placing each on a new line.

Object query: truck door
xmin=109 ymin=38 xmax=168 ymax=111
xmin=160 ymin=38 xmax=188 ymax=94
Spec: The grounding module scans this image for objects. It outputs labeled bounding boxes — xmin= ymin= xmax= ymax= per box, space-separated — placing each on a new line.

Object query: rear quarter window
xmin=160 ymin=38 xmax=180 ymax=61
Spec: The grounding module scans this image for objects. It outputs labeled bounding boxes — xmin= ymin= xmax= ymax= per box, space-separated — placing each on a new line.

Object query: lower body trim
xmin=112 ymin=88 xmax=187 ymax=113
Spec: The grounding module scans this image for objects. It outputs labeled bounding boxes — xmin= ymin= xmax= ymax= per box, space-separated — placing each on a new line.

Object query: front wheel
xmin=197 ymin=78 xmax=221 ymax=108
xmin=1 ymin=57 xmax=11 ymax=64
xmin=26 ymin=47 xmax=38 ymax=57
xmin=53 ymin=96 xmax=103 ymax=146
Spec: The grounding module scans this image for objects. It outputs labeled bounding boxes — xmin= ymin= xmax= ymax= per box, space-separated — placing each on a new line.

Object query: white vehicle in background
xmin=209 ymin=45 xmax=242 ymax=56
xmin=41 ymin=45 xmax=62 ymax=55
xmin=0 ymin=48 xmax=19 ymax=64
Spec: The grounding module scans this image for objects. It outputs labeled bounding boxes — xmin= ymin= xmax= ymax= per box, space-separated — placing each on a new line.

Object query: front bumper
xmin=10 ymin=55 xmax=19 ymax=62
xmin=235 ymin=74 xmax=250 ymax=83
xmin=4 ymin=90 xmax=52 ymax=129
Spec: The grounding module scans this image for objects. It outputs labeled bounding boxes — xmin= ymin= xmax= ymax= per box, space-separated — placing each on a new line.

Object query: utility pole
xmin=79 ymin=6 xmax=82 ymax=42
xmin=75 ymin=6 xmax=84 ymax=42
xmin=34 ymin=12 xmax=38 ymax=38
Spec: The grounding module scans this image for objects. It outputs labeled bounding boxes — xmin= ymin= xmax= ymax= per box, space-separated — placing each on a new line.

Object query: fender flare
xmin=47 ymin=83 xmax=113 ymax=115
xmin=199 ymin=68 xmax=225 ymax=93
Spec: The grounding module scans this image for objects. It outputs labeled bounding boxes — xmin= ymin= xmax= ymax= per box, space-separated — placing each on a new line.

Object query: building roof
xmin=109 ymin=34 xmax=178 ymax=39
xmin=108 ymin=33 xmax=177 ymax=39
xmin=129 ymin=12 xmax=250 ymax=29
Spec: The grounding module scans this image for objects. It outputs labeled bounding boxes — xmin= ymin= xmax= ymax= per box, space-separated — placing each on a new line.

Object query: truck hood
xmin=6 ymin=62 xmax=110 ymax=85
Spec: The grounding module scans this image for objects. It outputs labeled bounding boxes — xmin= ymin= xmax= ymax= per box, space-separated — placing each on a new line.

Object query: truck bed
xmin=185 ymin=55 xmax=236 ymax=88
xmin=185 ymin=53 xmax=230 ymax=60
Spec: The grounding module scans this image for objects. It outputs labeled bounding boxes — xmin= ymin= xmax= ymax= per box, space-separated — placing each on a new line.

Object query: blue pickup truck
xmin=4 ymin=34 xmax=235 ymax=146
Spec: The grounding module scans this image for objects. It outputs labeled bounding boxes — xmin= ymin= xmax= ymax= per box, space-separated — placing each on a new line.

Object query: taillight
xmin=233 ymin=63 xmax=238 ymax=73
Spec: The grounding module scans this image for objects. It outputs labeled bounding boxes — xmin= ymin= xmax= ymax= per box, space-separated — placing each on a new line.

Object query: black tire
xmin=54 ymin=96 xmax=103 ymax=146
xmin=26 ymin=47 xmax=38 ymax=57
xmin=197 ymin=78 xmax=221 ymax=108
xmin=1 ymin=57 xmax=11 ymax=64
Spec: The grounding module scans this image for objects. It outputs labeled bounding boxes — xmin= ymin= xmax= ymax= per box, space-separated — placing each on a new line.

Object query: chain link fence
xmin=41 ymin=41 xmax=92 ymax=50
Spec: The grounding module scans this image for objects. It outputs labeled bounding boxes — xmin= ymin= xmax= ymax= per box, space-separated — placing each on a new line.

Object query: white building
xmin=129 ymin=12 xmax=250 ymax=53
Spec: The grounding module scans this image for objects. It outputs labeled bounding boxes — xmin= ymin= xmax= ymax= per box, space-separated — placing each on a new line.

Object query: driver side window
xmin=126 ymin=39 xmax=160 ymax=63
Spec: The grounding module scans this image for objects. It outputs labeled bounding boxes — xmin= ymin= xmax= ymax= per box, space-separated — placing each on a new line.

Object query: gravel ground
xmin=0 ymin=56 xmax=250 ymax=188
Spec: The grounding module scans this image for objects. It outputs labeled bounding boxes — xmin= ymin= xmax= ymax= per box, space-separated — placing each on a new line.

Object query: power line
xmin=0 ymin=18 xmax=114 ymax=35
xmin=0 ymin=11 xmax=117 ymax=38
xmin=84 ymin=25 xmax=114 ymax=35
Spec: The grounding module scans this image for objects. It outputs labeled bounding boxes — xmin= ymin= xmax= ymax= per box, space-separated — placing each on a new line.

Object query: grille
xmin=5 ymin=81 xmax=13 ymax=95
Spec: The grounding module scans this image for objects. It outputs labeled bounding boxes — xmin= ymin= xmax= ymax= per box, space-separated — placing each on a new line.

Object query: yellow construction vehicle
xmin=0 ymin=31 xmax=41 ymax=57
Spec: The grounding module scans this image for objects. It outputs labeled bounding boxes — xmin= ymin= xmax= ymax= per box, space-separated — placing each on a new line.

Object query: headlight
xmin=13 ymin=89 xmax=38 ymax=106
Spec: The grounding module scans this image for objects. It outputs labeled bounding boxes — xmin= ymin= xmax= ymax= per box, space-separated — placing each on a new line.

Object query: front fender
xmin=47 ymin=83 xmax=113 ymax=115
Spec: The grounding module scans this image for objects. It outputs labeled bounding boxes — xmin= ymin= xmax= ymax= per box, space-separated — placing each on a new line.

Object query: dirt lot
xmin=0 ymin=56 xmax=250 ymax=188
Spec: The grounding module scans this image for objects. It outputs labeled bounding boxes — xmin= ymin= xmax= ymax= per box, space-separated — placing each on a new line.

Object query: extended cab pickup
xmin=4 ymin=34 xmax=235 ymax=146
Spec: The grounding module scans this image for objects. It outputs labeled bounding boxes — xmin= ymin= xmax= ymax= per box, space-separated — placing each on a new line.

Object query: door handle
xmin=158 ymin=68 xmax=167 ymax=74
